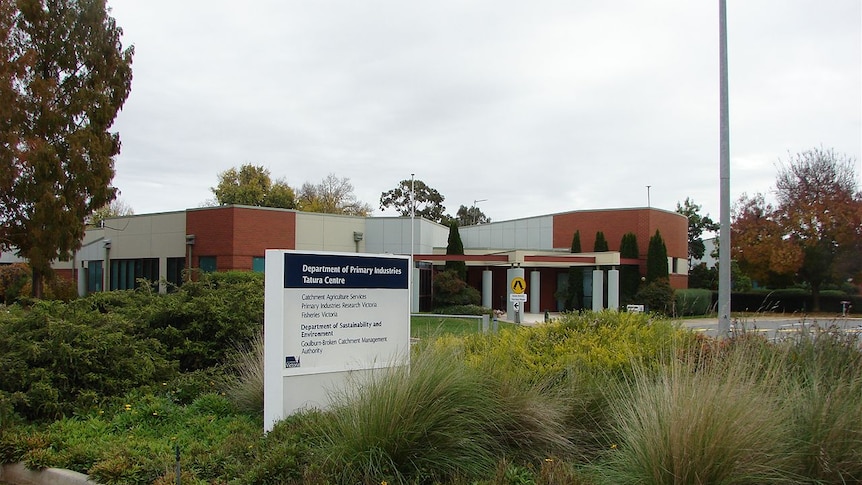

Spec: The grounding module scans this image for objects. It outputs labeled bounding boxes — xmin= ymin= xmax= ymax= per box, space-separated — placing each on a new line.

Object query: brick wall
xmin=186 ymin=207 xmax=296 ymax=271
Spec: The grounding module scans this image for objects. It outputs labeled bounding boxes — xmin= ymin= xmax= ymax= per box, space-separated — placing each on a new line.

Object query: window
xmin=110 ymin=258 xmax=158 ymax=290
xmin=252 ymin=256 xmax=265 ymax=273
xmin=87 ymin=261 xmax=103 ymax=293
xmin=199 ymin=256 xmax=217 ymax=273
xmin=166 ymin=257 xmax=185 ymax=288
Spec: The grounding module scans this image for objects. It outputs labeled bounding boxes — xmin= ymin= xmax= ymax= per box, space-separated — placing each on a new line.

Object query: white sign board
xmin=509 ymin=293 xmax=527 ymax=302
xmin=626 ymin=304 xmax=645 ymax=313
xmin=264 ymin=250 xmax=411 ymax=431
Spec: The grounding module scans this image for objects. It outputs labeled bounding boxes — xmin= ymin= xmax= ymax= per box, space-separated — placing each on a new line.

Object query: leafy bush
xmin=673 ymin=288 xmax=712 ymax=316
xmin=634 ymin=279 xmax=674 ymax=315
xmin=432 ymin=269 xmax=480 ymax=308
xmin=2 ymin=392 xmax=260 ymax=485
xmin=0 ymin=263 xmax=30 ymax=304
xmin=0 ymin=301 xmax=176 ymax=421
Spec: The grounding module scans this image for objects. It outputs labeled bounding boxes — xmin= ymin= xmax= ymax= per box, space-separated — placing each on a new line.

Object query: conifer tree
xmin=619 ymin=232 xmax=641 ymax=303
xmin=593 ymin=231 xmax=609 ymax=252
xmin=567 ymin=230 xmax=584 ymax=310
xmin=646 ymin=230 xmax=669 ymax=283
xmin=444 ymin=221 xmax=467 ymax=281
xmin=2 ymin=0 xmax=134 ymax=297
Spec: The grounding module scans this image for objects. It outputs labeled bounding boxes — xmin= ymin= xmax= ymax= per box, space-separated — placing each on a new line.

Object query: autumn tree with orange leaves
xmin=732 ymin=147 xmax=862 ymax=310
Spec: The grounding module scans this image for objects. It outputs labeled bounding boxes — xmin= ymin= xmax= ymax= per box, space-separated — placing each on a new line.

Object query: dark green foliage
xmin=634 ymin=279 xmax=675 ymax=315
xmin=676 ymin=197 xmax=719 ymax=264
xmin=0 ymin=301 xmax=175 ymax=421
xmin=674 ymin=288 xmax=713 ymax=316
xmin=444 ymin=221 xmax=467 ymax=280
xmin=689 ymin=262 xmax=717 ymax=289
xmin=619 ymin=232 xmax=641 ymax=304
xmin=567 ymin=230 xmax=584 ymax=310
xmin=135 ymin=272 xmax=264 ymax=371
xmin=646 ymin=230 xmax=669 ymax=283
xmin=433 ymin=270 xmax=480 ymax=308
xmin=593 ymin=231 xmax=609 ymax=252
xmin=570 ymin=230 xmax=582 ymax=253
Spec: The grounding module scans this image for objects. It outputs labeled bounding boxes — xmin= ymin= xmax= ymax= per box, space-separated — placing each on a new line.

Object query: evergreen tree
xmin=444 ymin=221 xmax=467 ymax=281
xmin=646 ymin=230 xmax=669 ymax=283
xmin=567 ymin=230 xmax=584 ymax=310
xmin=619 ymin=232 xmax=641 ymax=304
xmin=2 ymin=0 xmax=134 ymax=297
xmin=593 ymin=231 xmax=609 ymax=252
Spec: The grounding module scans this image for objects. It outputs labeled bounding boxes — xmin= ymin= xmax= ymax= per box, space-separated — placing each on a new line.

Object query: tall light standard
xmin=473 ymin=199 xmax=487 ymax=225
xmin=718 ymin=0 xmax=731 ymax=337
xmin=410 ymin=174 xmax=415 ymax=313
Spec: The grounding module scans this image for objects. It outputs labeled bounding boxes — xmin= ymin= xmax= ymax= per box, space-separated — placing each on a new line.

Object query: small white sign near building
xmin=264 ymin=250 xmax=411 ymax=431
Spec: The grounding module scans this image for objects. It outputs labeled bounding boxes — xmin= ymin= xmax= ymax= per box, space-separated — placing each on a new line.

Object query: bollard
xmin=544 ymin=310 xmax=549 ymax=323
xmin=175 ymin=445 xmax=181 ymax=485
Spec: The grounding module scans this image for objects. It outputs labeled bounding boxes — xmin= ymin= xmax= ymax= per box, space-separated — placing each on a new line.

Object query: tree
xmin=1 ymin=0 xmax=134 ymax=297
xmin=732 ymin=148 xmax=862 ymax=310
xmin=454 ymin=204 xmax=491 ymax=226
xmin=566 ymin=230 xmax=584 ymax=310
xmin=379 ymin=179 xmax=446 ymax=222
xmin=444 ymin=221 xmax=467 ymax=281
xmin=298 ymin=173 xmax=371 ymax=216
xmin=593 ymin=231 xmax=609 ymax=252
xmin=731 ymin=193 xmax=802 ymax=285
xmin=619 ymin=232 xmax=640 ymax=303
xmin=89 ymin=198 xmax=134 ymax=227
xmin=676 ymin=197 xmax=719 ymax=266
xmin=212 ymin=164 xmax=296 ymax=209
xmin=646 ymin=230 xmax=669 ymax=283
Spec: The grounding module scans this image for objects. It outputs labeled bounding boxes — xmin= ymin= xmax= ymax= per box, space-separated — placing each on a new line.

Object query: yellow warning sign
xmin=511 ymin=276 xmax=527 ymax=294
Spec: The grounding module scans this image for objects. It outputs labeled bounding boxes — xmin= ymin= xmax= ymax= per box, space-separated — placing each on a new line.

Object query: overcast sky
xmin=106 ymin=0 xmax=861 ymax=224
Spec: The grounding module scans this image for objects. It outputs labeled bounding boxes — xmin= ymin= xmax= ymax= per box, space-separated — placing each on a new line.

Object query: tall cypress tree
xmin=567 ymin=230 xmax=584 ymax=310
xmin=594 ymin=231 xmax=609 ymax=252
xmin=444 ymin=221 xmax=467 ymax=281
xmin=646 ymin=230 xmax=669 ymax=283
xmin=619 ymin=232 xmax=641 ymax=303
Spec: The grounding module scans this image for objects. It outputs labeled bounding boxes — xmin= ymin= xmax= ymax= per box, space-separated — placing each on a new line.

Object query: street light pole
xmin=410 ymin=174 xmax=415 ymax=313
xmin=718 ymin=0 xmax=731 ymax=337
xmin=473 ymin=198 xmax=487 ymax=225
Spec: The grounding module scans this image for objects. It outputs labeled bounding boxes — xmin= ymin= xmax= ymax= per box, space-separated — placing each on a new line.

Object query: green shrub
xmin=673 ymin=288 xmax=712 ymax=316
xmin=0 ymin=263 xmax=30 ymax=304
xmin=4 ymin=392 xmax=260 ymax=484
xmin=634 ymin=280 xmax=674 ymax=315
xmin=432 ymin=269 xmax=480 ymax=308
xmin=0 ymin=301 xmax=176 ymax=420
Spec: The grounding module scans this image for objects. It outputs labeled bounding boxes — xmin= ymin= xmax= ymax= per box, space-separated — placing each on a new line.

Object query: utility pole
xmin=718 ymin=0 xmax=732 ymax=337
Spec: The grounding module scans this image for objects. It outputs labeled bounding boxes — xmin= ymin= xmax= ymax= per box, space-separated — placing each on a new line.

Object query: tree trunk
xmin=31 ymin=267 xmax=44 ymax=299
xmin=811 ymin=284 xmax=821 ymax=313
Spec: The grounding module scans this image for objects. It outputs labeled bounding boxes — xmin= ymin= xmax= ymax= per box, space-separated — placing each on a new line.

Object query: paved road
xmin=680 ymin=315 xmax=862 ymax=341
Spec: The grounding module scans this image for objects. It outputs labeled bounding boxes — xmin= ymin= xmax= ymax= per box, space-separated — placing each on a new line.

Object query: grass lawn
xmin=411 ymin=314 xmax=515 ymax=339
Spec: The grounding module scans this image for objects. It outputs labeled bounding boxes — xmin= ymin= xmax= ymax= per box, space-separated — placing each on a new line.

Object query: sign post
xmin=509 ymin=273 xmax=527 ymax=324
xmin=264 ymin=251 xmax=410 ymax=431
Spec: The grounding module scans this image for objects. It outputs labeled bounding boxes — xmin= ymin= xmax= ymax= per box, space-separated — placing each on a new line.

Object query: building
xmin=1 ymin=205 xmax=689 ymax=311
